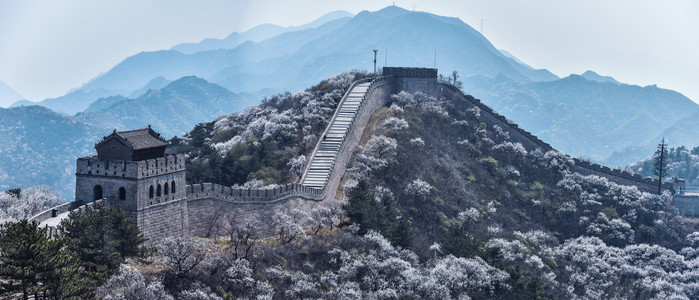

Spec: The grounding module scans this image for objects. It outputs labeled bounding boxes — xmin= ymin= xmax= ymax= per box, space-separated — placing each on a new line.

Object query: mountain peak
xmin=0 ymin=80 xmax=25 ymax=108
xmin=362 ymin=5 xmax=411 ymax=19
xmin=580 ymin=70 xmax=620 ymax=85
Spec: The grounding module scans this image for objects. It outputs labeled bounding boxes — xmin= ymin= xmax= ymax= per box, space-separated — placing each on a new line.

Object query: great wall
xmin=30 ymin=67 xmax=693 ymax=242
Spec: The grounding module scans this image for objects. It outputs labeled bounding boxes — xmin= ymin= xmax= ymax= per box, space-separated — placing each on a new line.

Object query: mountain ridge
xmin=0 ymin=80 xmax=25 ymax=108
xmin=170 ymin=10 xmax=353 ymax=54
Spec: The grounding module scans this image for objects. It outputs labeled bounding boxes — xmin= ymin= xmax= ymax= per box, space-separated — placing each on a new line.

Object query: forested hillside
xmin=173 ymin=72 xmax=365 ymax=187
xmin=462 ymin=74 xmax=699 ymax=165
xmin=84 ymin=75 xmax=699 ymax=299
xmin=0 ymin=105 xmax=103 ymax=198
xmin=629 ymin=146 xmax=699 ymax=186
xmin=2 ymin=76 xmax=257 ymax=200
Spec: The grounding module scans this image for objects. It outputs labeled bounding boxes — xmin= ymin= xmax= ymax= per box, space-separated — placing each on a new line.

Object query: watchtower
xmin=75 ymin=126 xmax=186 ymax=220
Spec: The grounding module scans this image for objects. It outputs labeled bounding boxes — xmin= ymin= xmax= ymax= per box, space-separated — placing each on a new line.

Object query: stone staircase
xmin=301 ymin=81 xmax=372 ymax=189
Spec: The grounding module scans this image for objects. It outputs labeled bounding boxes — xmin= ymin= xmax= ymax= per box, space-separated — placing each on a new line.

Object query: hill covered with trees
xmin=100 ymin=74 xmax=699 ymax=299
xmin=2 ymin=74 xmax=699 ymax=299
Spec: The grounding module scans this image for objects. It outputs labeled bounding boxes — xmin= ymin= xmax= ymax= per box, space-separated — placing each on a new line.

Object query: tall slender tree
xmin=654 ymin=137 xmax=669 ymax=194
xmin=0 ymin=220 xmax=54 ymax=299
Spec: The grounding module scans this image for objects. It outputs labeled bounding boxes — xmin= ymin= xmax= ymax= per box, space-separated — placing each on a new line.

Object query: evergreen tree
xmin=344 ymin=181 xmax=413 ymax=248
xmin=654 ymin=137 xmax=669 ymax=194
xmin=39 ymin=237 xmax=90 ymax=299
xmin=59 ymin=203 xmax=148 ymax=294
xmin=391 ymin=216 xmax=414 ymax=249
xmin=343 ymin=181 xmax=377 ymax=234
xmin=442 ymin=224 xmax=480 ymax=258
xmin=5 ymin=187 xmax=21 ymax=198
xmin=0 ymin=220 xmax=51 ymax=299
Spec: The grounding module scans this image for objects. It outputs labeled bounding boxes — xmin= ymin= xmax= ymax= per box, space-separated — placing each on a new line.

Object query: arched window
xmin=171 ymin=180 xmax=176 ymax=194
xmin=157 ymin=184 xmax=162 ymax=197
xmin=118 ymin=187 xmax=126 ymax=200
xmin=164 ymin=183 xmax=169 ymax=195
xmin=93 ymin=185 xmax=103 ymax=201
xmin=149 ymin=185 xmax=154 ymax=198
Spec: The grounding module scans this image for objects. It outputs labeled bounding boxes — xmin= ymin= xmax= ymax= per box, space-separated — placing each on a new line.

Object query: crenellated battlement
xmin=383 ymin=67 xmax=437 ymax=78
xmin=76 ymin=154 xmax=185 ymax=179
xmin=186 ymin=183 xmax=324 ymax=203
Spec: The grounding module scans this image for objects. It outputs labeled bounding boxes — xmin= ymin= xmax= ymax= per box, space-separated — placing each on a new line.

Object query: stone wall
xmin=75 ymin=174 xmax=139 ymax=208
xmin=185 ymin=183 xmax=323 ymax=203
xmin=383 ymin=67 xmax=437 ymax=78
xmin=137 ymin=198 xmax=189 ymax=242
xmin=186 ymin=195 xmax=324 ymax=238
xmin=181 ymin=76 xmax=393 ymax=239
xmin=321 ymin=76 xmax=392 ymax=203
xmin=673 ymin=196 xmax=699 ymax=217
xmin=383 ymin=67 xmax=438 ymax=98
xmin=53 ymin=72 xmax=687 ymax=243
xmin=76 ymin=154 xmax=186 ymax=180
xmin=30 ymin=201 xmax=78 ymax=224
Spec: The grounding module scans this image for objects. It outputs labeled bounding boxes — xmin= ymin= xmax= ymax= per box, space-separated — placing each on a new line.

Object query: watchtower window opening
xmin=149 ymin=185 xmax=154 ymax=198
xmin=157 ymin=184 xmax=162 ymax=197
xmin=171 ymin=180 xmax=176 ymax=194
xmin=164 ymin=183 xmax=169 ymax=195
xmin=118 ymin=187 xmax=126 ymax=200
xmin=93 ymin=185 xmax=103 ymax=201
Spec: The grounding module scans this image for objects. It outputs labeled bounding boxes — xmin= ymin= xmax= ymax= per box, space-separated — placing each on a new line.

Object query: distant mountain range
xmin=1 ymin=76 xmax=255 ymax=199
xmin=580 ymin=70 xmax=621 ymax=85
xmin=0 ymin=105 xmax=102 ymax=199
xmin=462 ymin=73 xmax=699 ymax=164
xmin=75 ymin=76 xmax=256 ymax=138
xmin=26 ymin=6 xmax=560 ymax=115
xmin=171 ymin=10 xmax=354 ymax=54
xmin=0 ymin=80 xmax=25 ymax=108
xmin=3 ymin=5 xmax=698 ymax=197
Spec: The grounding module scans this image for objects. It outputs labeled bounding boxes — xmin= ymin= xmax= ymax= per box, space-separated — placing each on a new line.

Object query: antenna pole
xmin=373 ymin=49 xmax=378 ymax=74
xmin=385 ymin=48 xmax=387 ymax=67
xmin=434 ymin=50 xmax=436 ymax=68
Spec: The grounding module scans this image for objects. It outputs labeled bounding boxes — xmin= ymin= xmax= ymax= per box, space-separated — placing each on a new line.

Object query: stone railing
xmin=572 ymin=159 xmax=672 ymax=191
xmin=383 ymin=67 xmax=437 ymax=78
xmin=186 ymin=183 xmax=324 ymax=203
xmin=29 ymin=202 xmax=75 ymax=224
xmin=29 ymin=199 xmax=106 ymax=238
xmin=29 ymin=198 xmax=107 ymax=224
xmin=300 ymin=76 xmax=390 ymax=189
xmin=331 ymin=75 xmax=391 ymax=165
xmin=441 ymin=83 xmax=673 ymax=193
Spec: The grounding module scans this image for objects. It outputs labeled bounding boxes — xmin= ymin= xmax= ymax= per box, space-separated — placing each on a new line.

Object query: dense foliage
xmin=461 ymin=73 xmax=699 ymax=165
xmin=93 ymin=85 xmax=699 ymax=299
xmin=175 ymin=72 xmax=365 ymax=186
xmin=337 ymin=90 xmax=698 ymax=298
xmin=0 ymin=186 xmax=61 ymax=222
xmin=0 ymin=204 xmax=147 ymax=299
xmin=5 ymin=73 xmax=699 ymax=299
xmin=630 ymin=145 xmax=699 ymax=187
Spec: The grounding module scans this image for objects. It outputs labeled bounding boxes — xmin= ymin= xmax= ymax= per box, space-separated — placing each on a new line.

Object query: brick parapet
xmin=76 ymin=154 xmax=185 ymax=179
xmin=186 ymin=182 xmax=323 ymax=203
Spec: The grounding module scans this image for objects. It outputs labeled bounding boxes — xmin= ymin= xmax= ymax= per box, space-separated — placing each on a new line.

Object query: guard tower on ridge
xmin=75 ymin=126 xmax=186 ymax=221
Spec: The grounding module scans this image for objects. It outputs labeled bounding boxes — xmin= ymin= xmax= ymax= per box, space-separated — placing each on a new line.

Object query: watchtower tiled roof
xmin=96 ymin=126 xmax=168 ymax=150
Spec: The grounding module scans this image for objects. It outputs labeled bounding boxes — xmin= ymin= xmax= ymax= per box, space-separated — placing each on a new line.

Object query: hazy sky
xmin=1 ymin=0 xmax=697 ymax=103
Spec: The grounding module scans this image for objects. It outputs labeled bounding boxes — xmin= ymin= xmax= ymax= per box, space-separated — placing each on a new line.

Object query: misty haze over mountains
xmin=0 ymin=80 xmax=25 ymax=108
xmin=2 ymin=5 xmax=697 ymax=199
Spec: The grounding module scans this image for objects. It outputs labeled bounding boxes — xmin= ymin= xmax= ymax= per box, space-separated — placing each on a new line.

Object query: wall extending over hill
xmin=32 ymin=68 xmax=681 ymax=242
xmin=440 ymin=84 xmax=673 ymax=194
xmin=184 ymin=183 xmax=324 ymax=237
